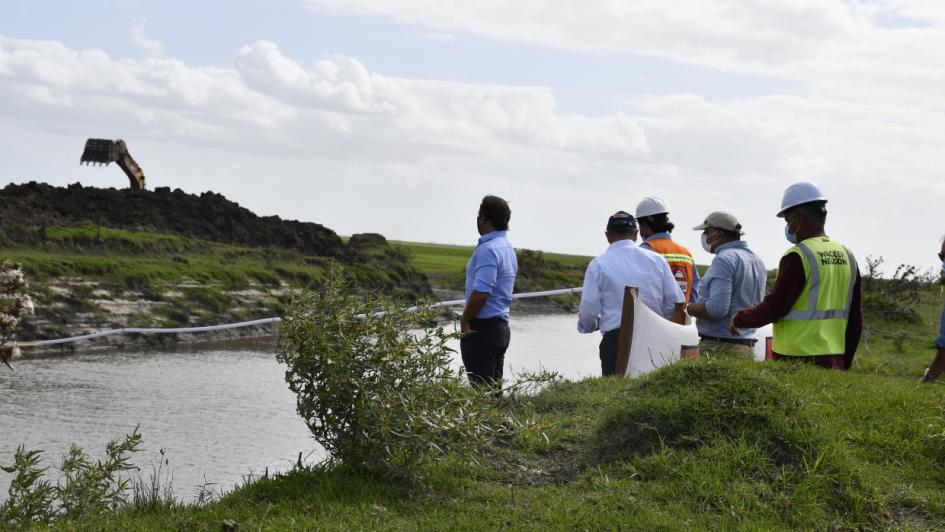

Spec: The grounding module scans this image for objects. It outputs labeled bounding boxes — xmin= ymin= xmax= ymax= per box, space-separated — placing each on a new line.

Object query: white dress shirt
xmin=577 ymin=239 xmax=685 ymax=334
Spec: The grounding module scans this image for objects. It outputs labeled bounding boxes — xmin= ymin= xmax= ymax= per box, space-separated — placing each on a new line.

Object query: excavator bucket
xmin=79 ymin=138 xmax=146 ymax=190
xmin=80 ymin=138 xmax=120 ymax=165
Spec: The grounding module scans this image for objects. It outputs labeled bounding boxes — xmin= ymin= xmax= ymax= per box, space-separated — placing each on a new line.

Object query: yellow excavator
xmin=80 ymin=138 xmax=147 ymax=190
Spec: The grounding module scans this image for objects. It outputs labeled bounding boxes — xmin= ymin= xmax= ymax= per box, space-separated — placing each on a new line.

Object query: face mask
xmin=784 ymin=225 xmax=797 ymax=244
xmin=784 ymin=222 xmax=798 ymax=244
xmin=701 ymin=232 xmax=714 ymax=254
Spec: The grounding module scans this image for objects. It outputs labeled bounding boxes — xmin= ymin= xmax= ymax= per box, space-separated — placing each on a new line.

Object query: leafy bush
xmin=0 ymin=428 xmax=142 ymax=527
xmin=0 ymin=260 xmax=34 ymax=370
xmin=861 ymin=256 xmax=933 ymax=323
xmin=277 ymin=265 xmax=549 ymax=478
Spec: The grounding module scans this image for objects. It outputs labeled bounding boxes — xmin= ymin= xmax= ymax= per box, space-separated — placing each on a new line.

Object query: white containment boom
xmin=615 ymin=286 xmax=701 ymax=377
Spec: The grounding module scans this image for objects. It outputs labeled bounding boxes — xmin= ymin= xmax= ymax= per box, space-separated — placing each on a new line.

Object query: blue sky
xmin=1 ymin=0 xmax=943 ymax=271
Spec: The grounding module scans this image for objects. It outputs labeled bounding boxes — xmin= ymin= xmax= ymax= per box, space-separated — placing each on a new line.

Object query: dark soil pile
xmin=0 ymin=182 xmax=345 ymax=257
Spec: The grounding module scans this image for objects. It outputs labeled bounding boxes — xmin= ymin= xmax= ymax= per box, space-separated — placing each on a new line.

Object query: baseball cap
xmin=607 ymin=211 xmax=637 ymax=231
xmin=692 ymin=211 xmax=743 ymax=234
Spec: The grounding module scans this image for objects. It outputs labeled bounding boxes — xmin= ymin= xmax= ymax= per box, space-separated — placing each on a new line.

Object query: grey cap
xmin=693 ymin=211 xmax=743 ymax=234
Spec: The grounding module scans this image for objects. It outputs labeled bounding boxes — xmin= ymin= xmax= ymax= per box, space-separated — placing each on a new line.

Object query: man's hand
xmin=461 ymin=291 xmax=491 ymax=334
xmin=686 ymin=301 xmax=710 ymax=320
xmin=728 ymin=317 xmax=741 ymax=337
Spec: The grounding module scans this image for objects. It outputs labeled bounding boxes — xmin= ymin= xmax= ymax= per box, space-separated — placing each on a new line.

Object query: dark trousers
xmin=460 ymin=317 xmax=510 ymax=387
xmin=599 ymin=329 xmax=621 ymax=376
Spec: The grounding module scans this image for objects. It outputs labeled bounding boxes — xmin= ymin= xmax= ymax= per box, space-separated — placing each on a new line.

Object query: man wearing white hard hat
xmin=686 ymin=212 xmax=767 ymax=359
xmin=635 ymin=197 xmax=699 ymax=303
xmin=730 ymin=182 xmax=862 ymax=369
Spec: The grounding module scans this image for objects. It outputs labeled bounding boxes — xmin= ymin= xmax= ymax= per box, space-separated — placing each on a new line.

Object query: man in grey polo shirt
xmin=686 ymin=212 xmax=767 ymax=359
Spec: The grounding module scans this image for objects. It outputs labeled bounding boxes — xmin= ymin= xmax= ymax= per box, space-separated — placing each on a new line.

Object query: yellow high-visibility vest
xmin=772 ymin=237 xmax=857 ymax=356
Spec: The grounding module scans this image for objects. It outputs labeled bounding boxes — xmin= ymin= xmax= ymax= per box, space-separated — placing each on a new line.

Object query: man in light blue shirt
xmin=461 ymin=195 xmax=518 ymax=387
xmin=686 ymin=211 xmax=767 ymax=359
xmin=577 ymin=211 xmax=686 ymax=375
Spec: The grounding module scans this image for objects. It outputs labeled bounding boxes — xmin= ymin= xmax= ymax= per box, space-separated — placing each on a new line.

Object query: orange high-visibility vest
xmin=645 ymin=237 xmax=695 ymax=301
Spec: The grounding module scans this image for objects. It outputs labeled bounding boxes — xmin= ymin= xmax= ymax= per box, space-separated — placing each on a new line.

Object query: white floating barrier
xmin=621 ymin=289 xmax=701 ymax=377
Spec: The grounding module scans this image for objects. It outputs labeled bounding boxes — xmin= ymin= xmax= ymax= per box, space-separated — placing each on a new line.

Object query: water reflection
xmin=0 ymin=313 xmax=599 ymax=498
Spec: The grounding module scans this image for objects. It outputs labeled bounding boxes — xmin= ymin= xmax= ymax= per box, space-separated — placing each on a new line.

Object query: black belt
xmin=700 ymin=335 xmax=756 ymax=347
xmin=469 ymin=317 xmax=507 ymax=324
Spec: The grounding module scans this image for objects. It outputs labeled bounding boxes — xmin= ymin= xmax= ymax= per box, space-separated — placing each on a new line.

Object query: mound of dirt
xmin=0 ymin=182 xmax=345 ymax=257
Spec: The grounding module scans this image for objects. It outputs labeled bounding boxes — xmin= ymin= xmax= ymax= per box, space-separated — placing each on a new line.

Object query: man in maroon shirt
xmin=729 ymin=183 xmax=862 ymax=369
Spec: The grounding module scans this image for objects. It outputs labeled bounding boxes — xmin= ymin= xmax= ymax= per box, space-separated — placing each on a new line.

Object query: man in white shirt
xmin=577 ymin=211 xmax=687 ymax=376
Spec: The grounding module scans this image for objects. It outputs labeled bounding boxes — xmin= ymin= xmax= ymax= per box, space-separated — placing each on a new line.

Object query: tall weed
xmin=0 ymin=428 xmax=142 ymax=527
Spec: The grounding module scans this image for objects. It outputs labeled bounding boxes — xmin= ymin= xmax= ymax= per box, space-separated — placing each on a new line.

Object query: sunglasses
xmin=939 ymin=252 xmax=944 ymax=262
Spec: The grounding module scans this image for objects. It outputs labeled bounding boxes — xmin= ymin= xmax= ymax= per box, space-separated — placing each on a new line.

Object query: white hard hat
xmin=636 ymin=197 xmax=669 ymax=218
xmin=777 ymin=182 xmax=827 ymax=217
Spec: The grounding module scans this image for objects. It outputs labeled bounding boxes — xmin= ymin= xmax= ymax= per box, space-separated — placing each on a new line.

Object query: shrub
xmin=0 ymin=260 xmax=34 ymax=370
xmin=277 ymin=265 xmax=549 ymax=478
xmin=0 ymin=428 xmax=142 ymax=527
xmin=861 ymin=256 xmax=933 ymax=323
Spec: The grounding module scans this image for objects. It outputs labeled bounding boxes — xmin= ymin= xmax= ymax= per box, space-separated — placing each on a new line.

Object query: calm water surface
xmin=0 ymin=313 xmax=600 ymax=498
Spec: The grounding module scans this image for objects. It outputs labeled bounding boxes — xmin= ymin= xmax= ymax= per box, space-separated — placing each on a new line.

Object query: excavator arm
xmin=80 ymin=138 xmax=147 ymax=190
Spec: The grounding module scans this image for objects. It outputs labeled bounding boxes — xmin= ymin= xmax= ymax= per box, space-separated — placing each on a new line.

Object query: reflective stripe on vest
xmin=645 ymin=237 xmax=696 ymax=301
xmin=660 ymin=253 xmax=694 ymax=265
xmin=783 ymin=243 xmax=858 ymax=321
xmin=772 ymin=237 xmax=857 ymax=356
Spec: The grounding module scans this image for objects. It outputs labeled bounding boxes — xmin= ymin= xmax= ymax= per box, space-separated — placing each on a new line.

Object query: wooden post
xmin=614 ymin=286 xmax=638 ymax=376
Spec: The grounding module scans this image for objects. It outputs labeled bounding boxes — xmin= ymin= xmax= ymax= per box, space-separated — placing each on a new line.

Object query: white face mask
xmin=701 ymin=232 xmax=715 ymax=254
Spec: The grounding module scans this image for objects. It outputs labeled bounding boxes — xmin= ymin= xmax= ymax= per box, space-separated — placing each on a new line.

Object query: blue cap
xmin=607 ymin=211 xmax=637 ymax=232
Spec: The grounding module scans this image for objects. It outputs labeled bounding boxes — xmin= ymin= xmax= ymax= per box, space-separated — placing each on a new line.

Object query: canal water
xmin=0 ymin=313 xmax=600 ymax=499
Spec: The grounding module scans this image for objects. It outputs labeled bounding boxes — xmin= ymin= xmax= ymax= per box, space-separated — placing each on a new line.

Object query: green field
xmin=391 ymin=240 xmax=592 ymax=275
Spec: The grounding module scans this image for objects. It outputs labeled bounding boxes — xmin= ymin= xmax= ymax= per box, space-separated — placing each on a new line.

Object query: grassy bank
xmin=0 ymin=225 xmax=433 ymax=341
xmin=56 ymin=357 xmax=945 ymax=530
xmin=6 ymin=269 xmax=945 ymax=529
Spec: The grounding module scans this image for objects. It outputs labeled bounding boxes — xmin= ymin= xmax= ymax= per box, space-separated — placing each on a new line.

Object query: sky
xmin=1 ymin=0 xmax=944 ymax=274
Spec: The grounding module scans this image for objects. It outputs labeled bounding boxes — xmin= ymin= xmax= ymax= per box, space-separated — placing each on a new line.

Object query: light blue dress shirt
xmin=465 ymin=231 xmax=518 ymax=320
xmin=577 ymin=239 xmax=685 ymax=334
xmin=695 ymin=240 xmax=767 ymax=339
xmin=641 ymin=232 xmax=701 ymax=302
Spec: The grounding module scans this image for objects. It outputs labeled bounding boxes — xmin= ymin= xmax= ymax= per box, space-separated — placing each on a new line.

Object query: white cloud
xmin=0 ymin=28 xmax=944 ymax=271
xmin=303 ymin=0 xmax=945 ymax=105
xmin=131 ymin=19 xmax=165 ymax=58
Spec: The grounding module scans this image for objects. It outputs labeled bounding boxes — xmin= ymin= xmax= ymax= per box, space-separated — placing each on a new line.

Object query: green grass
xmin=391 ymin=240 xmax=593 ymax=294
xmin=53 ymin=356 xmax=945 ymax=530
xmin=32 ymin=285 xmax=945 ymax=530
xmin=391 ymin=241 xmax=472 ymax=275
xmin=393 ymin=240 xmax=592 ymax=273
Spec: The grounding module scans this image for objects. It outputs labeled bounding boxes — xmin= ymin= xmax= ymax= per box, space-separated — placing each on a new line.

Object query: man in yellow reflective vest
xmin=729 ymin=182 xmax=863 ymax=369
